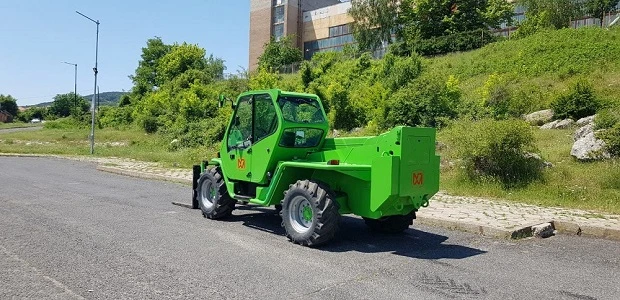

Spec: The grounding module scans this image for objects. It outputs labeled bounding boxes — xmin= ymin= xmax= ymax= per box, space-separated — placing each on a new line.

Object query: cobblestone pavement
xmin=421 ymin=192 xmax=620 ymax=240
xmin=3 ymin=153 xmax=619 ymax=241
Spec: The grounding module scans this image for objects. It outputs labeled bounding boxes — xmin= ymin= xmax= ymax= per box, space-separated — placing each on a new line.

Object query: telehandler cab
xmin=192 ymin=89 xmax=440 ymax=246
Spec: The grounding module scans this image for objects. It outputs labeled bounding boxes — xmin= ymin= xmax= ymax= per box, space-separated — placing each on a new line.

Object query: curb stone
xmin=531 ymin=222 xmax=555 ymax=238
xmin=553 ymin=221 xmax=582 ymax=236
xmin=96 ymin=165 xmax=192 ymax=185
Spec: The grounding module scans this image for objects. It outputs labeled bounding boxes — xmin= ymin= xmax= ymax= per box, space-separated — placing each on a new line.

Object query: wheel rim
xmin=200 ymin=180 xmax=216 ymax=209
xmin=289 ymin=196 xmax=313 ymax=233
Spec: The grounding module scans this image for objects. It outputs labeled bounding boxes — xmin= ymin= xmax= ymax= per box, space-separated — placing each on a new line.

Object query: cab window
xmin=279 ymin=128 xmax=324 ymax=148
xmin=277 ymin=96 xmax=325 ymax=124
xmin=254 ymin=94 xmax=277 ymax=142
xmin=227 ymin=96 xmax=252 ymax=151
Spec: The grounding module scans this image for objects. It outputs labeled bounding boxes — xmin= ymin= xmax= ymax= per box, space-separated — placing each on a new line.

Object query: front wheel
xmin=197 ymin=167 xmax=236 ymax=219
xmin=280 ymin=180 xmax=340 ymax=247
xmin=363 ymin=211 xmax=416 ymax=233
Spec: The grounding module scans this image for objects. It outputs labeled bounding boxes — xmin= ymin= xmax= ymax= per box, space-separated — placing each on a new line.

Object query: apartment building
xmin=249 ymin=0 xmax=353 ymax=70
xmin=248 ymin=0 xmax=620 ymax=70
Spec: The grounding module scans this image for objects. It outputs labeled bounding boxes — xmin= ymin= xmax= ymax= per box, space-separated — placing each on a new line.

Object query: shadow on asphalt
xmin=226 ymin=205 xmax=487 ymax=260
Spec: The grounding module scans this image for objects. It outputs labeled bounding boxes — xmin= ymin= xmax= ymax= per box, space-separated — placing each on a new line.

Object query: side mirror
xmin=218 ymin=94 xmax=236 ymax=109
xmin=218 ymin=94 xmax=225 ymax=108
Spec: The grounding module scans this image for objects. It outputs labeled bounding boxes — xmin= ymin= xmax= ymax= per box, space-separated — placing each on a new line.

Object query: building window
xmin=328 ymin=24 xmax=351 ymax=37
xmin=272 ymin=0 xmax=284 ymax=5
xmin=304 ymin=33 xmax=356 ymax=60
xmin=273 ymin=5 xmax=285 ymax=24
xmin=273 ymin=23 xmax=284 ymax=41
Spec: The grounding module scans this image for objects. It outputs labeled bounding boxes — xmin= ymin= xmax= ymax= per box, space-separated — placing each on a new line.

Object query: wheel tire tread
xmin=282 ymin=179 xmax=340 ymax=247
xmin=197 ymin=167 xmax=236 ymax=220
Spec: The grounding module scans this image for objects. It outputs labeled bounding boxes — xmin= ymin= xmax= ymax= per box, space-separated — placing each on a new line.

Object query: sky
xmin=0 ymin=0 xmax=250 ymax=106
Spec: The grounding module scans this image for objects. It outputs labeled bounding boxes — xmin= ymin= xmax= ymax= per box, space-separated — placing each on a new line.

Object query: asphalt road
xmin=1 ymin=157 xmax=619 ymax=299
xmin=0 ymin=126 xmax=43 ymax=134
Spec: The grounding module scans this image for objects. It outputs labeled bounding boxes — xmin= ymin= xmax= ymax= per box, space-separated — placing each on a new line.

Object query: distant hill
xmin=30 ymin=91 xmax=127 ymax=108
xmin=84 ymin=91 xmax=127 ymax=106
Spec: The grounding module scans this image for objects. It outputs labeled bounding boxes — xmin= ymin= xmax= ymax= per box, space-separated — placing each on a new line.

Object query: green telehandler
xmin=191 ymin=89 xmax=440 ymax=246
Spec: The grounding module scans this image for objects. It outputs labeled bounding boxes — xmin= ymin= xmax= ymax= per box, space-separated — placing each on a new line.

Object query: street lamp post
xmin=76 ymin=10 xmax=99 ymax=155
xmin=61 ymin=61 xmax=77 ymax=114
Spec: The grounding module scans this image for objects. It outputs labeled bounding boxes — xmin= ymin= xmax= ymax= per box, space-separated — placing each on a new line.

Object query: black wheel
xmin=280 ymin=180 xmax=340 ymax=247
xmin=363 ymin=211 xmax=416 ymax=233
xmin=196 ymin=167 xmax=236 ymax=219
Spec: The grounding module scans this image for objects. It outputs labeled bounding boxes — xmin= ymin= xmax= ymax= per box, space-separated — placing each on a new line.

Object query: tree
xmin=130 ymin=37 xmax=173 ymax=92
xmin=400 ymin=0 xmax=515 ymax=40
xmin=518 ymin=0 xmax=581 ymax=30
xmin=17 ymin=107 xmax=47 ymax=123
xmin=49 ymin=93 xmax=89 ymax=118
xmin=512 ymin=10 xmax=554 ymax=38
xmin=0 ymin=94 xmax=18 ymax=117
xmin=118 ymin=94 xmax=132 ymax=107
xmin=350 ymin=0 xmax=400 ymax=51
xmin=130 ymin=41 xmax=226 ymax=134
xmin=485 ymin=0 xmax=517 ymax=29
xmin=157 ymin=43 xmax=225 ymax=84
xmin=257 ymin=35 xmax=303 ymax=71
xmin=585 ymin=0 xmax=620 ymax=27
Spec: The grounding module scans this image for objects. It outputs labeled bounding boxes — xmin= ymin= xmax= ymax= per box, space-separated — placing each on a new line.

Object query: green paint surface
xmin=206 ymin=89 xmax=440 ymax=219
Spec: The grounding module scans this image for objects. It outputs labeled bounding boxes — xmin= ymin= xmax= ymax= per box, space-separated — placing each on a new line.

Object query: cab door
xmin=224 ymin=95 xmax=253 ymax=181
xmin=250 ymin=93 xmax=278 ymax=184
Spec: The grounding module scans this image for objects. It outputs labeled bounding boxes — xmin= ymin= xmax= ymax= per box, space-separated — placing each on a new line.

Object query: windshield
xmin=277 ymin=96 xmax=325 ymax=124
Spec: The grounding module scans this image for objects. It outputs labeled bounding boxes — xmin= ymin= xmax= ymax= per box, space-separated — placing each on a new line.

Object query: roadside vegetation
xmin=2 ymin=1 xmax=620 ymax=213
xmin=0 ymin=127 xmax=216 ymax=168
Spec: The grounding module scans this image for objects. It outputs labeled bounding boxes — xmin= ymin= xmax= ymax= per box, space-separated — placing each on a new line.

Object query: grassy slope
xmin=424 ymin=27 xmax=620 ymax=108
xmin=430 ymin=27 xmax=620 ymax=214
xmin=439 ymin=129 xmax=620 ymax=214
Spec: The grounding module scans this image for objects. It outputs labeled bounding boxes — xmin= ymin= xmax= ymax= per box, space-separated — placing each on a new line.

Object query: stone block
xmin=531 ymin=222 xmax=555 ymax=238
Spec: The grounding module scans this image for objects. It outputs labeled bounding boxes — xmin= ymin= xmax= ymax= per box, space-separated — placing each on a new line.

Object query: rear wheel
xmin=280 ymin=180 xmax=340 ymax=247
xmin=197 ymin=167 xmax=236 ymax=219
xmin=363 ymin=211 xmax=416 ymax=233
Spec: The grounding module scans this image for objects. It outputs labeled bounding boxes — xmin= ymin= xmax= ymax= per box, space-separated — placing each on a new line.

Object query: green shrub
xmin=382 ymin=76 xmax=460 ymax=129
xmin=511 ymin=84 xmax=549 ymax=116
xmin=325 ymin=82 xmax=364 ymax=130
xmin=594 ymin=107 xmax=620 ymax=157
xmin=380 ymin=53 xmax=422 ymax=92
xmin=414 ymin=29 xmax=497 ymax=57
xmin=163 ymin=112 xmax=229 ymax=151
xmin=479 ymin=74 xmax=512 ymax=119
xmin=248 ymin=68 xmax=281 ymax=90
xmin=600 ymin=123 xmax=620 ymax=157
xmin=98 ymin=106 xmax=133 ymax=129
xmin=43 ymin=117 xmax=88 ymax=129
xmin=300 ymin=60 xmax=313 ymax=88
xmin=141 ymin=116 xmax=159 ymax=134
xmin=478 ymin=74 xmax=544 ymax=120
xmin=551 ymin=80 xmax=600 ymax=120
xmin=444 ymin=118 xmax=544 ymax=188
xmin=594 ymin=107 xmax=620 ymax=130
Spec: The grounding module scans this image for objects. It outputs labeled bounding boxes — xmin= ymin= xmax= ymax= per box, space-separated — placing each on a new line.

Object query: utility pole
xmin=76 ymin=11 xmax=99 ymax=155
